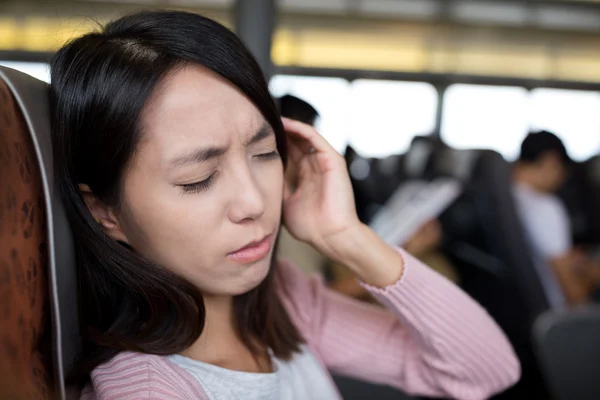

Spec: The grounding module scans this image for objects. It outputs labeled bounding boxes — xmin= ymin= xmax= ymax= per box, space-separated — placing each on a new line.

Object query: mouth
xmin=228 ymin=234 xmax=273 ymax=264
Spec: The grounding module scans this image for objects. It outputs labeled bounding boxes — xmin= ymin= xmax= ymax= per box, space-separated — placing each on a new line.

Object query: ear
xmin=79 ymin=184 xmax=130 ymax=244
xmin=284 ymin=160 xmax=299 ymax=192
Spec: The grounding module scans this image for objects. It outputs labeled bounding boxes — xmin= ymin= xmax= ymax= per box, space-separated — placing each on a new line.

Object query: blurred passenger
xmin=51 ymin=10 xmax=519 ymax=399
xmin=513 ymin=131 xmax=600 ymax=305
xmin=276 ymin=95 xmax=329 ymax=275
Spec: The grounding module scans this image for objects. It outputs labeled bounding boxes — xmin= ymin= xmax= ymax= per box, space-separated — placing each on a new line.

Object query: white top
xmin=513 ymin=182 xmax=572 ymax=259
xmin=513 ymin=182 xmax=570 ymax=308
xmin=167 ymin=345 xmax=339 ymax=400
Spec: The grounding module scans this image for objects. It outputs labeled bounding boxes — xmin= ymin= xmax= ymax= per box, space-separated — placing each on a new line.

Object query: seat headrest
xmin=0 ymin=71 xmax=51 ymax=399
xmin=586 ymin=156 xmax=600 ymax=185
xmin=437 ymin=149 xmax=479 ymax=181
xmin=404 ymin=140 xmax=433 ymax=178
xmin=0 ymin=66 xmax=79 ymax=400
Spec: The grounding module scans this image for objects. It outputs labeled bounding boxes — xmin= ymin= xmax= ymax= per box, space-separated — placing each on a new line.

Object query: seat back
xmin=533 ymin=306 xmax=600 ymax=400
xmin=565 ymin=156 xmax=600 ymax=245
xmin=344 ymin=138 xmax=438 ymax=224
xmin=582 ymin=156 xmax=600 ymax=244
xmin=557 ymin=161 xmax=589 ymax=244
xmin=0 ymin=68 xmax=53 ymax=400
xmin=0 ymin=66 xmax=80 ymax=400
xmin=556 ymin=155 xmax=600 ymax=247
xmin=435 ymin=149 xmax=550 ymax=312
xmin=433 ymin=148 xmax=551 ymax=398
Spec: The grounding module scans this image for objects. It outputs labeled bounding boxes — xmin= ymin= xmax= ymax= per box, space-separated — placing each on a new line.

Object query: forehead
xmin=139 ymin=64 xmax=265 ymax=156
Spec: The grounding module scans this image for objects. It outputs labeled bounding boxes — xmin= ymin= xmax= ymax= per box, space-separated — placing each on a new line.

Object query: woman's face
xmin=113 ymin=65 xmax=284 ymax=296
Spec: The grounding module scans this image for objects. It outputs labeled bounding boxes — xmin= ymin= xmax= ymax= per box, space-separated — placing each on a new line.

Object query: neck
xmin=179 ymin=293 xmax=272 ymax=373
xmin=180 ymin=294 xmax=237 ymax=360
xmin=514 ymin=165 xmax=545 ymax=193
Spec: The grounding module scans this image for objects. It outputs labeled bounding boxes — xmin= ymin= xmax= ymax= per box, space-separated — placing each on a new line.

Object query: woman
xmin=50 ymin=10 xmax=520 ymax=400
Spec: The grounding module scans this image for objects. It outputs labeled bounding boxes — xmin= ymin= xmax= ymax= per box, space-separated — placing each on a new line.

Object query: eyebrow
xmin=168 ymin=122 xmax=274 ymax=168
xmin=247 ymin=122 xmax=273 ymax=146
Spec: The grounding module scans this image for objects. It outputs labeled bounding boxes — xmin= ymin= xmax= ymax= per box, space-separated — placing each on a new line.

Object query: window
xmin=270 ymin=75 xmax=438 ymax=157
xmin=441 ymin=84 xmax=529 ymax=160
xmin=0 ymin=61 xmax=50 ymax=83
xmin=347 ymin=80 xmax=437 ymax=158
xmin=269 ymin=75 xmax=350 ymax=153
xmin=529 ymin=88 xmax=600 ymax=161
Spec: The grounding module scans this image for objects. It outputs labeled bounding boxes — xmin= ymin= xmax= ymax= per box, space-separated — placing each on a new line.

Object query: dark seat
xmin=558 ymin=156 xmax=600 ymax=247
xmin=533 ymin=306 xmax=600 ymax=400
xmin=0 ymin=66 xmax=79 ymax=400
xmin=346 ymin=141 xmax=553 ymax=398
xmin=582 ymin=157 xmax=600 ymax=248
xmin=557 ymin=161 xmax=589 ymax=244
xmin=432 ymin=148 xmax=551 ymax=399
xmin=344 ymin=137 xmax=439 ymax=224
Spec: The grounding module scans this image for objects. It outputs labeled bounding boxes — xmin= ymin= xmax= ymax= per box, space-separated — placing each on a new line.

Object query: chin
xmin=229 ymin=257 xmax=273 ymax=295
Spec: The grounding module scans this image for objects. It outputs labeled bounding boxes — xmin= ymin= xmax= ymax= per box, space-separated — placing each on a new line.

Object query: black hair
xmin=277 ymin=94 xmax=319 ymax=126
xmin=49 ymin=10 xmax=302 ymax=381
xmin=519 ymin=130 xmax=571 ymax=165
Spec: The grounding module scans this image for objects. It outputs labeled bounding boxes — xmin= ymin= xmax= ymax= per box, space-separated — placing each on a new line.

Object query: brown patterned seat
xmin=0 ymin=67 xmax=79 ymax=400
xmin=0 ymin=71 xmax=53 ymax=398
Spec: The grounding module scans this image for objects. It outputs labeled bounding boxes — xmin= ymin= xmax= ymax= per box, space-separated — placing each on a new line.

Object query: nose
xmin=227 ymin=165 xmax=266 ymax=223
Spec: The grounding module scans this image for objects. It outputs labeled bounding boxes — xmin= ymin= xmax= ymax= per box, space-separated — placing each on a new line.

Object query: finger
xmin=308 ymin=149 xmax=321 ymax=174
xmin=282 ymin=117 xmax=337 ymax=156
xmin=283 ymin=118 xmax=342 ymax=174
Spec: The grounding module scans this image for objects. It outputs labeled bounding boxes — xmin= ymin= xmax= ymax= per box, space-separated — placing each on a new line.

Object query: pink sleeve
xmin=84 ymin=352 xmax=209 ymax=400
xmin=279 ymin=249 xmax=521 ymax=400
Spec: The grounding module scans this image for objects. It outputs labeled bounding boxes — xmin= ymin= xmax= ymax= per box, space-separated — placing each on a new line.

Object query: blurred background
xmin=2 ymin=0 xmax=600 ymax=399
xmin=4 ymin=0 xmax=600 ymax=161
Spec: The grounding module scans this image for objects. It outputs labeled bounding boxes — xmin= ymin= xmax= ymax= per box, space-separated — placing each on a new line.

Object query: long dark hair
xmin=50 ymin=10 xmax=302 ymax=380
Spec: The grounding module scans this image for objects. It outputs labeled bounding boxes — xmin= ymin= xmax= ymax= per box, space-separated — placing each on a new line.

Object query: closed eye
xmin=179 ymin=173 xmax=217 ymax=194
xmin=255 ymin=151 xmax=280 ymax=160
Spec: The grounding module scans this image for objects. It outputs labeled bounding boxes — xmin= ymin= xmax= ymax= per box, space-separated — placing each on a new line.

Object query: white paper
xmin=369 ymin=178 xmax=462 ymax=246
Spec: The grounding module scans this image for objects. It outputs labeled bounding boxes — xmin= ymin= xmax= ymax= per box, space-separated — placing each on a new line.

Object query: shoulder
xmin=86 ymin=352 xmax=209 ymax=400
xmin=514 ymin=189 xmax=571 ymax=256
xmin=530 ymin=192 xmax=569 ymax=224
xmin=514 ymin=185 xmax=566 ymax=219
xmin=545 ymin=194 xmax=569 ymax=217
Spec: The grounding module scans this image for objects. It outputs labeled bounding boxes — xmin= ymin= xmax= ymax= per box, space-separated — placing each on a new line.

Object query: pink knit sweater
xmin=81 ymin=250 xmax=520 ymax=400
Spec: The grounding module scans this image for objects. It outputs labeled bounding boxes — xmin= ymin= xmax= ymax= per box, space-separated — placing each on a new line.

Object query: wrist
xmin=322 ymin=222 xmax=366 ymax=261
xmin=324 ymin=222 xmax=405 ymax=288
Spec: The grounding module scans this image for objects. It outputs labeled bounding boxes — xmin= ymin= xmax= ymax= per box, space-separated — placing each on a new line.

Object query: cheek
xmin=259 ymin=161 xmax=284 ymax=212
xmin=118 ymin=179 xmax=225 ymax=272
